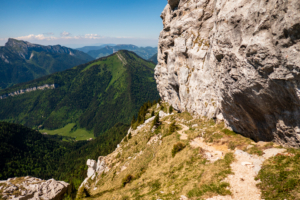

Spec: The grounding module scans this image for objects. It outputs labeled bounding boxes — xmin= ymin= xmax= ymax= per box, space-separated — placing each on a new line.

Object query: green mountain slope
xmin=0 ymin=50 xmax=159 ymax=137
xmin=148 ymin=53 xmax=158 ymax=64
xmin=87 ymin=44 xmax=157 ymax=60
xmin=0 ymin=38 xmax=94 ymax=89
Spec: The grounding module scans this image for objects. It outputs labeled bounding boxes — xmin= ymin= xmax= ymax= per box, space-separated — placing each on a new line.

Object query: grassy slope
xmin=79 ymin=105 xmax=242 ymax=200
xmin=0 ymin=51 xmax=159 ymax=137
xmin=79 ymin=103 xmax=298 ymax=200
xmin=40 ymin=123 xmax=94 ymax=141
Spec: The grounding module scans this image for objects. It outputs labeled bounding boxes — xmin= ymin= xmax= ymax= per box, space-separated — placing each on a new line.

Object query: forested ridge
xmin=0 ymin=50 xmax=159 ymax=137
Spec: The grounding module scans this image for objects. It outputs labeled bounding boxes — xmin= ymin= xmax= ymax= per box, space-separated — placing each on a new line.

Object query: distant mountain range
xmin=84 ymin=44 xmax=157 ymax=60
xmin=76 ymin=44 xmax=116 ymax=53
xmin=0 ymin=50 xmax=159 ymax=137
xmin=0 ymin=39 xmax=94 ymax=90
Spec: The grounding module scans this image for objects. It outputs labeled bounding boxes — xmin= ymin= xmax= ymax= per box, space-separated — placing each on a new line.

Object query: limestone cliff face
xmin=155 ymin=0 xmax=300 ymax=147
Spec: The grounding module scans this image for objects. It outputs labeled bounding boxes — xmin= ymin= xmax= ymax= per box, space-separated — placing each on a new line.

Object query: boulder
xmin=0 ymin=176 xmax=70 ymax=200
xmin=87 ymin=159 xmax=97 ymax=178
xmin=155 ymin=0 xmax=300 ymax=147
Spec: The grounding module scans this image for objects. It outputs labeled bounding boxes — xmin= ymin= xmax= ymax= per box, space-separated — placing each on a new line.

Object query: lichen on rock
xmin=155 ymin=0 xmax=300 ymax=147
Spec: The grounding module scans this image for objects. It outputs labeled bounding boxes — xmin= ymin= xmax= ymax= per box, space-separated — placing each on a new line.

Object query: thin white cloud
xmin=61 ymin=31 xmax=71 ymax=37
xmin=16 ymin=34 xmax=57 ymax=41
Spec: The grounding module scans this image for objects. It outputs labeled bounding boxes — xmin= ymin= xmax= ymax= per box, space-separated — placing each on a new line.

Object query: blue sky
xmin=0 ymin=0 xmax=167 ymax=48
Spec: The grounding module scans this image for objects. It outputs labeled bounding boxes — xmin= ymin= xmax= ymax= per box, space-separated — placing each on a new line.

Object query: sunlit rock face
xmin=155 ymin=0 xmax=300 ymax=147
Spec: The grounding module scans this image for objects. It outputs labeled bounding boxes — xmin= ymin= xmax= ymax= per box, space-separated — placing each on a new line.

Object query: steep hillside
xmin=77 ymin=103 xmax=299 ymax=200
xmin=0 ymin=121 xmax=87 ymax=180
xmin=0 ymin=121 xmax=129 ymax=198
xmin=87 ymin=45 xmax=157 ymax=60
xmin=148 ymin=53 xmax=158 ymax=64
xmin=0 ymin=38 xmax=94 ymax=89
xmin=0 ymin=50 xmax=159 ymax=137
xmin=155 ymin=0 xmax=300 ymax=147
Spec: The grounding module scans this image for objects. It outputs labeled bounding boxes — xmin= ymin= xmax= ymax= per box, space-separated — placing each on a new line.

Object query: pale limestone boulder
xmin=0 ymin=177 xmax=69 ymax=200
xmin=86 ymin=159 xmax=97 ymax=178
xmin=155 ymin=0 xmax=300 ymax=147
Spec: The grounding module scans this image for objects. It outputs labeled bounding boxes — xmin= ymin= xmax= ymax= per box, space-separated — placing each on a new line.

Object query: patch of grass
xmin=257 ymin=149 xmax=300 ymax=200
xmin=247 ymin=146 xmax=264 ymax=156
xmin=41 ymin=123 xmax=94 ymax=141
xmin=221 ymin=129 xmax=236 ymax=136
xmin=228 ymin=141 xmax=237 ymax=150
xmin=187 ymin=182 xmax=231 ymax=198
xmin=149 ymin=180 xmax=161 ymax=192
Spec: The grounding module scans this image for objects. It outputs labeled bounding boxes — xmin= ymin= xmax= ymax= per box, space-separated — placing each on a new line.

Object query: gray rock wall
xmin=155 ymin=0 xmax=300 ymax=147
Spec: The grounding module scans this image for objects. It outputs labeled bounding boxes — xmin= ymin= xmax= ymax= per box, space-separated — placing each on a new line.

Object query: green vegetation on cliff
xmin=0 ymin=50 xmax=159 ymax=137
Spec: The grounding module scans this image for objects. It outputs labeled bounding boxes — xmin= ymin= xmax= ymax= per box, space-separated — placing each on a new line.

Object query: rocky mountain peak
xmin=154 ymin=0 xmax=300 ymax=147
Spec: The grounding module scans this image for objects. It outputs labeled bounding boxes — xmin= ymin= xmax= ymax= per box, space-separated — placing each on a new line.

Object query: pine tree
xmin=152 ymin=113 xmax=160 ymax=126
xmin=131 ymin=115 xmax=136 ymax=126
xmin=151 ymin=110 xmax=155 ymax=117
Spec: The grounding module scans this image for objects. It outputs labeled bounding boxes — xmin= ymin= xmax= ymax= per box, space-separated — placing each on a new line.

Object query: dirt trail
xmin=178 ymin=123 xmax=189 ymax=140
xmin=206 ymin=148 xmax=286 ymax=200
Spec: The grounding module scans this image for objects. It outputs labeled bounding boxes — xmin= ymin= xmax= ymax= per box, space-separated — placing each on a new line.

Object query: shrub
xmin=152 ymin=113 xmax=160 ymax=127
xmin=172 ymin=142 xmax=185 ymax=157
xmin=122 ymin=174 xmax=134 ymax=187
xmin=169 ymin=105 xmax=173 ymax=113
xmin=169 ymin=122 xmax=176 ymax=134
xmin=128 ymin=132 xmax=132 ymax=139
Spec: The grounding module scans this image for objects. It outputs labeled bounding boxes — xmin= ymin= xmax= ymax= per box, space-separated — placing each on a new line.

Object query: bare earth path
xmin=177 ymin=123 xmax=189 ymax=140
xmin=206 ymin=148 xmax=286 ymax=200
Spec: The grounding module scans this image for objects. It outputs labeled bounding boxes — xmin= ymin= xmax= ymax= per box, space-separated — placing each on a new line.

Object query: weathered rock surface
xmin=155 ymin=0 xmax=300 ymax=147
xmin=0 ymin=176 xmax=70 ymax=200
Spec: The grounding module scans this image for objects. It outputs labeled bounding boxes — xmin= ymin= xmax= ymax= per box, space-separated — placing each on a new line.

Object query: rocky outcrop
xmin=0 ymin=84 xmax=59 ymax=100
xmin=0 ymin=176 xmax=70 ymax=200
xmin=155 ymin=0 xmax=300 ymax=147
